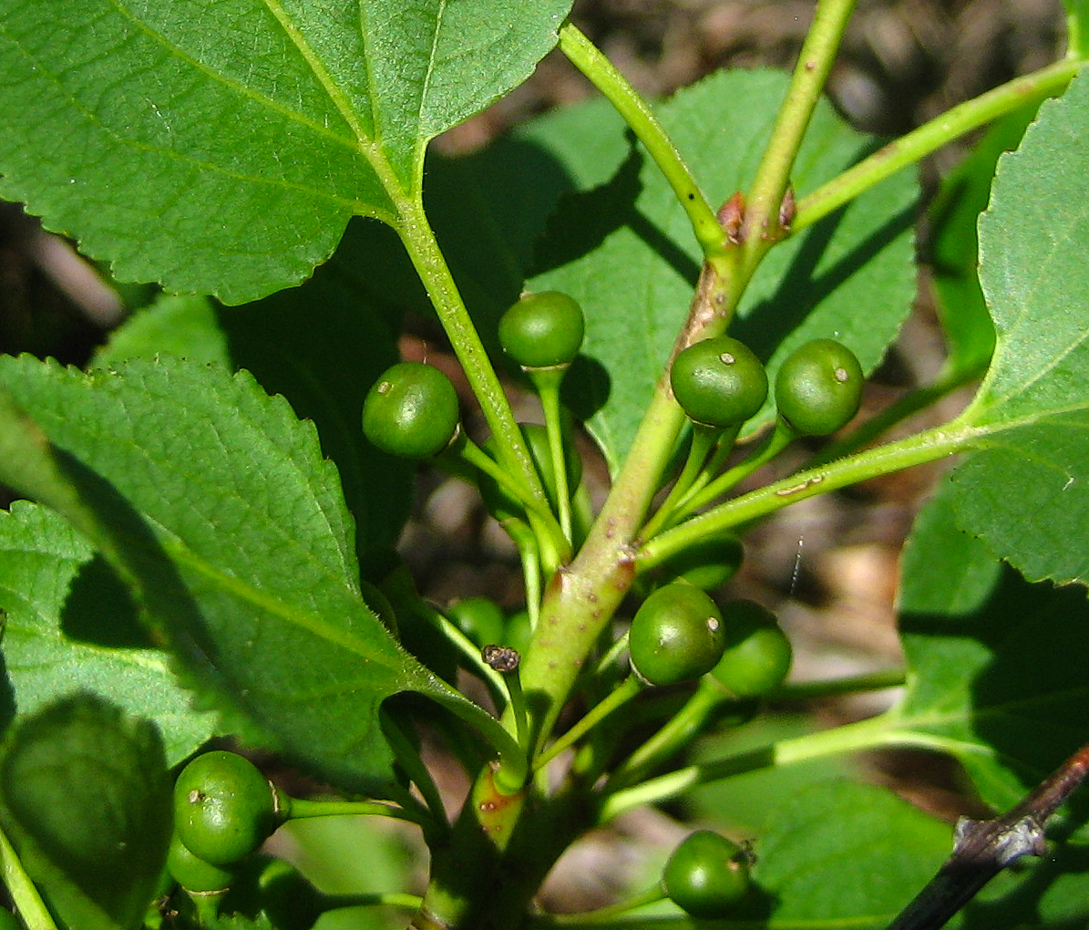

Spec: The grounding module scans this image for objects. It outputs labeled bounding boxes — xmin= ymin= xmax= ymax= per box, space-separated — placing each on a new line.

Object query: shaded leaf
xmin=0 ymin=501 xmax=214 ymax=763
xmin=0 ymin=356 xmax=452 ymax=791
xmin=0 ymin=694 xmax=171 ymax=930
xmin=898 ymin=483 xmax=1089 ymax=827
xmin=0 ymin=0 xmax=573 ymax=302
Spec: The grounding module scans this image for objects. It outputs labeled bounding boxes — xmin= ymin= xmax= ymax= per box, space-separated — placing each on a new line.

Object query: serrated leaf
xmin=939 ymin=69 xmax=1089 ymax=587
xmin=0 ymin=694 xmax=172 ymax=930
xmin=523 ymin=69 xmax=917 ymax=472
xmin=0 ymin=356 xmax=454 ymax=791
xmin=92 ymin=231 xmax=414 ymax=565
xmin=897 ymin=483 xmax=1089 ymax=827
xmin=732 ymin=780 xmax=950 ymax=928
xmin=0 ymin=500 xmax=214 ymax=763
xmin=0 ymin=0 xmax=573 ymax=302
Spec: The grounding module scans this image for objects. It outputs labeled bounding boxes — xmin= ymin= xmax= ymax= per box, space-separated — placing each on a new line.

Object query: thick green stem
xmin=557 ymin=20 xmax=727 ymax=260
xmin=794 ymin=57 xmax=1086 ymax=232
xmin=515 ymin=267 xmax=745 ymax=755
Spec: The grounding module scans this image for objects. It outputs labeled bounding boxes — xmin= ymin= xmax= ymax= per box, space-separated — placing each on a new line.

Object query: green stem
xmin=640 ymin=423 xmax=732 ymax=541
xmin=426 ymin=681 xmax=529 ymax=796
xmin=738 ymin=0 xmax=858 ymax=252
xmin=599 ymin=711 xmax=910 ymax=822
xmin=500 ymin=517 xmax=544 ymax=629
xmin=534 ymin=367 xmax=575 ymax=541
xmin=0 ymin=823 xmax=56 ymax=930
xmin=673 ymin=419 xmax=795 ymax=519
xmin=287 ymin=796 xmax=432 ymax=825
xmin=505 ymin=666 xmax=531 ymax=751
xmin=457 ymin=438 xmax=565 ymax=542
xmin=606 ymin=677 xmax=727 ymax=792
xmin=769 ymin=667 xmax=906 ymax=701
xmin=419 ymin=602 xmax=508 ymax=707
xmin=557 ymin=21 xmax=727 ymax=261
xmin=534 ymin=677 xmax=644 ymax=771
xmin=529 ymin=885 xmax=666 ymax=926
xmin=794 ymin=57 xmax=1086 ymax=232
xmin=380 ymin=712 xmax=450 ymax=836
xmin=327 ymin=892 xmax=423 ymax=912
xmin=640 ymin=420 xmax=979 ymax=571
xmin=394 ymin=194 xmax=551 ymax=518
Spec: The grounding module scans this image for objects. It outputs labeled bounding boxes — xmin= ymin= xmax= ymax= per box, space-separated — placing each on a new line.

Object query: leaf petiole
xmin=557 ymin=21 xmax=727 ymax=262
xmin=793 ymin=57 xmax=1087 ymax=232
xmin=0 ymin=823 xmax=56 ymax=930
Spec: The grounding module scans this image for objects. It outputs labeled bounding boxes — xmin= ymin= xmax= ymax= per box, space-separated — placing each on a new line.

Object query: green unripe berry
xmin=446 ymin=596 xmax=506 ymax=648
xmin=670 ymin=337 xmax=768 ymax=428
xmin=503 ymin=609 xmax=533 ymax=655
xmin=499 ymin=291 xmax=585 ymax=369
xmin=711 ymin=600 xmax=793 ymax=698
xmin=662 ymin=830 xmax=751 ymax=918
xmin=167 ymin=832 xmax=237 ymax=893
xmin=774 ymin=338 xmax=863 ymax=436
xmin=362 ymin=361 xmax=461 ymax=459
xmin=173 ymin=751 xmax=279 ymax=867
xmin=629 ymin=584 xmax=726 ymax=686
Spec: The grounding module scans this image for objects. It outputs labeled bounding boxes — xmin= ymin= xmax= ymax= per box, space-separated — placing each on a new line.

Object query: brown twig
xmin=886 ymin=741 xmax=1089 ymax=930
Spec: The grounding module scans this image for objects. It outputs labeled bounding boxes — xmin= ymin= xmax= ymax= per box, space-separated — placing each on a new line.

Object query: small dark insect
xmin=481 ymin=644 xmax=520 ymax=673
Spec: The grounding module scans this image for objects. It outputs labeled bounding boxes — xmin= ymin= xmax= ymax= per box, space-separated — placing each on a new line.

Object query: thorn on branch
xmin=885 ymin=740 xmax=1089 ymax=930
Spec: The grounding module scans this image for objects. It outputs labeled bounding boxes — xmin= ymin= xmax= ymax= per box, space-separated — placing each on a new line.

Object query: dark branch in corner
xmin=885 ymin=740 xmax=1089 ymax=930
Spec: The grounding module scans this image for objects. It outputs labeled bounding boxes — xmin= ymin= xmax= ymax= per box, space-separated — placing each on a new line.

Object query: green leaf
xmin=92 ymin=228 xmax=414 ymax=565
xmin=734 ymin=779 xmax=950 ymax=928
xmin=0 ymin=0 xmax=573 ymax=302
xmin=0 ymin=694 xmax=172 ymax=930
xmin=0 ymin=356 xmax=449 ymax=791
xmin=943 ymin=69 xmax=1089 ymax=586
xmin=898 ymin=483 xmax=1089 ymax=826
xmin=524 ymin=69 xmax=917 ymax=472
xmin=0 ymin=500 xmax=215 ymax=763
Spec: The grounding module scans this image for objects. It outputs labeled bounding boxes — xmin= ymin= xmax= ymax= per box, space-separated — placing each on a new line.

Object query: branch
xmin=886 ymin=740 xmax=1089 ymax=930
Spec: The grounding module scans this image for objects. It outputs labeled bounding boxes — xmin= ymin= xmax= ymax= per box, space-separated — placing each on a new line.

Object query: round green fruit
xmin=774 ymin=338 xmax=863 ymax=436
xmin=446 ymin=596 xmax=506 ymax=648
xmin=629 ymin=584 xmax=726 ymax=686
xmin=498 ymin=291 xmax=585 ymax=369
xmin=662 ymin=830 xmax=751 ymax=919
xmin=503 ymin=609 xmax=533 ymax=655
xmin=362 ymin=362 xmax=461 ymax=459
xmin=173 ymin=751 xmax=279 ymax=867
xmin=167 ymin=832 xmax=237 ymax=894
xmin=670 ymin=337 xmax=768 ymax=429
xmin=712 ymin=600 xmax=792 ymax=698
